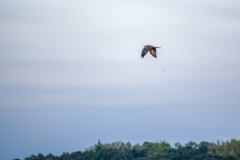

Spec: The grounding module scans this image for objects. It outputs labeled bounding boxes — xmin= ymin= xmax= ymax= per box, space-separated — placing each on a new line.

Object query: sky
xmin=0 ymin=0 xmax=240 ymax=159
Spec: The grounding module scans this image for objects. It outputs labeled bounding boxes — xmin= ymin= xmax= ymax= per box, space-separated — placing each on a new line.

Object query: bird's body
xmin=141 ymin=45 xmax=161 ymax=58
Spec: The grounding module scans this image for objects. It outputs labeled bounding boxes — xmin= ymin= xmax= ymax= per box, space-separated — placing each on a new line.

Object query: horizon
xmin=1 ymin=1 xmax=240 ymax=160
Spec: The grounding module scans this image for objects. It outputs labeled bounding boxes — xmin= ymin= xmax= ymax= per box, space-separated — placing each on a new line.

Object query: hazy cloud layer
xmin=1 ymin=0 xmax=240 ymax=159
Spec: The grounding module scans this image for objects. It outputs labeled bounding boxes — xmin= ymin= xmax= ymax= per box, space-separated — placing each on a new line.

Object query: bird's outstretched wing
xmin=141 ymin=48 xmax=149 ymax=58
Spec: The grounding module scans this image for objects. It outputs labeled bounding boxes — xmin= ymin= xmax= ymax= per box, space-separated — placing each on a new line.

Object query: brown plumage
xmin=141 ymin=45 xmax=161 ymax=58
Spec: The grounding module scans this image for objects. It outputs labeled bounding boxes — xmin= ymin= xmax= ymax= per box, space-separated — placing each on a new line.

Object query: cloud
xmin=1 ymin=1 xmax=240 ymax=159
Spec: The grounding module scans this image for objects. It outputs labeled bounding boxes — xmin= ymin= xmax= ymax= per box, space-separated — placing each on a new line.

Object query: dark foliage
xmin=20 ymin=139 xmax=240 ymax=160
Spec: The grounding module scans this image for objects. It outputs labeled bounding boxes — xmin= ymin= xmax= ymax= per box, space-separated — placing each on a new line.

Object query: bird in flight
xmin=141 ymin=45 xmax=161 ymax=58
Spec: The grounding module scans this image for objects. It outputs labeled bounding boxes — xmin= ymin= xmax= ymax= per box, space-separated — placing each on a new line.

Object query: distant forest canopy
xmin=15 ymin=139 xmax=240 ymax=160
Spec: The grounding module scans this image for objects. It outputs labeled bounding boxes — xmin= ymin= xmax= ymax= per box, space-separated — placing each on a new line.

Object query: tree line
xmin=15 ymin=139 xmax=240 ymax=160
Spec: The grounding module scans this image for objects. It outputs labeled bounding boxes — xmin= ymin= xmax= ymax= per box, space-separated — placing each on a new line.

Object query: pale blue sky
xmin=1 ymin=0 xmax=240 ymax=159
